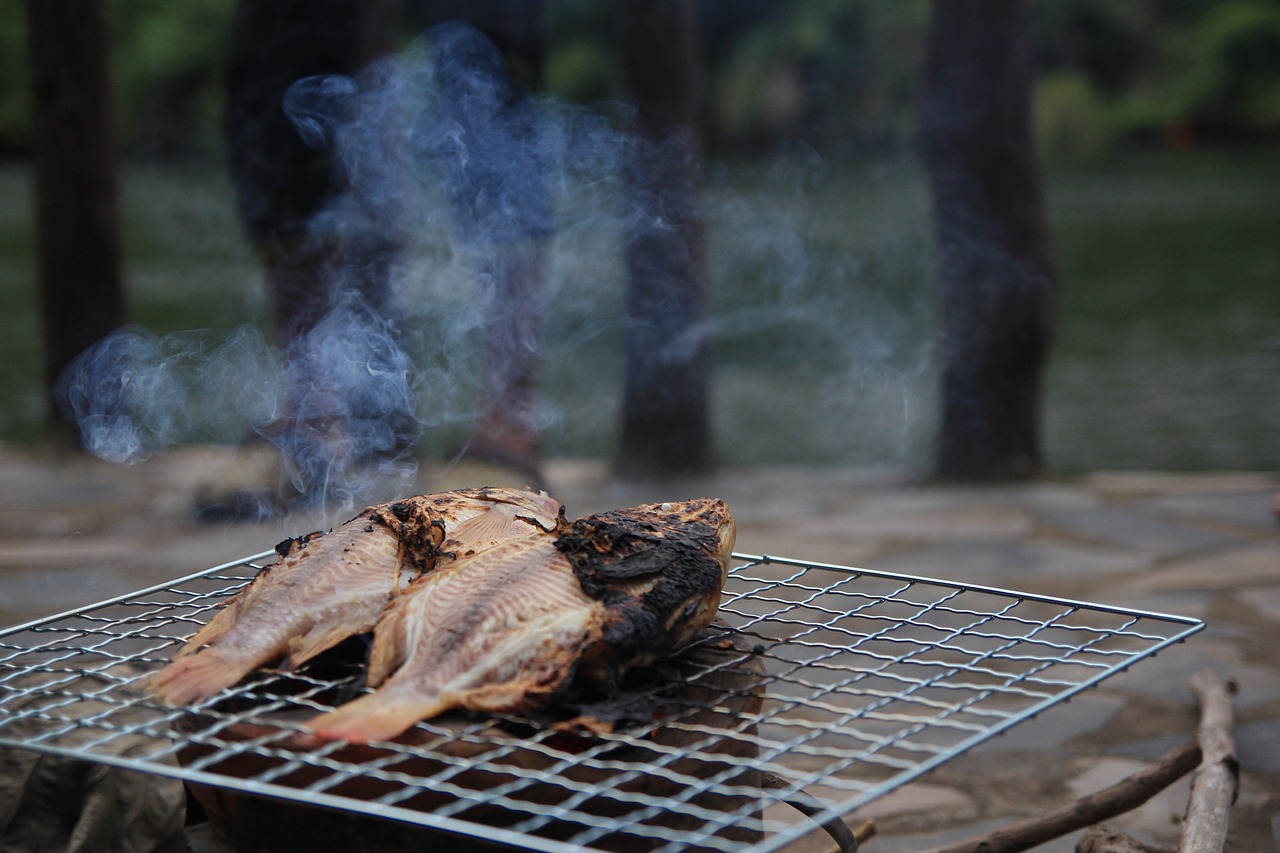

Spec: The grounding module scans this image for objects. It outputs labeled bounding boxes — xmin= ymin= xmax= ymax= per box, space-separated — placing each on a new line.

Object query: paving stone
xmin=862 ymin=818 xmax=1080 ymax=853
xmin=1106 ymin=733 xmax=1190 ymax=763
xmin=1101 ymin=637 xmax=1280 ymax=707
xmin=981 ymin=692 xmax=1126 ymax=753
xmin=1138 ymin=490 xmax=1280 ymax=531
xmin=1037 ymin=505 xmax=1239 ymax=555
xmin=1237 ymin=718 xmax=1280 ymax=773
xmin=1087 ymin=471 xmax=1280 ymax=498
xmin=1097 ymin=588 xmax=1212 ymax=622
xmin=1067 ymin=757 xmax=1190 ymax=848
xmin=1237 ymin=584 xmax=1280 ymax=622
xmin=836 ymin=504 xmax=1034 ymax=541
xmin=870 ymin=539 xmax=1150 ymax=586
xmin=1119 ymin=543 xmax=1280 ymax=594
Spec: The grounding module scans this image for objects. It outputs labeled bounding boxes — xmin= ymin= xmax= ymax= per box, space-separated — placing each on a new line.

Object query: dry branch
xmin=913 ymin=740 xmax=1202 ymax=853
xmin=1179 ymin=670 xmax=1239 ymax=853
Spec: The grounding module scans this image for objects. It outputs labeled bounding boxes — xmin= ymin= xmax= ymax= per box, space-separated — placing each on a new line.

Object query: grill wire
xmin=0 ymin=551 xmax=1202 ymax=853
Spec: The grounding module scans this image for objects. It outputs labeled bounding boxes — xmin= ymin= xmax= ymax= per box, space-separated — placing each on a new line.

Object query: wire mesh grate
xmin=0 ymin=551 xmax=1202 ymax=852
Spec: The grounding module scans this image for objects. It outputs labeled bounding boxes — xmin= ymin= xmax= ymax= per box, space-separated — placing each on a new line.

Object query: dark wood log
xmin=913 ymin=741 xmax=1202 ymax=853
xmin=918 ymin=0 xmax=1057 ymax=481
xmin=26 ymin=0 xmax=125 ymax=439
xmin=1179 ymin=671 xmax=1239 ymax=853
xmin=617 ymin=0 xmax=713 ymax=479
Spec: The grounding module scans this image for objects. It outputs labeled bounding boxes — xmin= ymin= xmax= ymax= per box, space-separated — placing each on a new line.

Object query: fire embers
xmin=149 ymin=491 xmax=735 ymax=746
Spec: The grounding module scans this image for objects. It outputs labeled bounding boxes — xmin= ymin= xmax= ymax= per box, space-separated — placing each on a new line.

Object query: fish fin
xmin=445 ymin=506 xmax=532 ymax=554
xmin=285 ymin=620 xmax=367 ymax=670
xmin=306 ymin=692 xmax=452 ymax=745
xmin=175 ymin=595 xmax=248 ymax=657
xmin=147 ymin=648 xmax=246 ymax=705
xmin=365 ymin=599 xmax=411 ymax=687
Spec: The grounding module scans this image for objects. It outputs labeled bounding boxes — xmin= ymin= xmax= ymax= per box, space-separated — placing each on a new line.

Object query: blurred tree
xmin=919 ymin=0 xmax=1057 ymax=480
xmin=26 ymin=0 xmax=125 ymax=440
xmin=617 ymin=0 xmax=713 ymax=477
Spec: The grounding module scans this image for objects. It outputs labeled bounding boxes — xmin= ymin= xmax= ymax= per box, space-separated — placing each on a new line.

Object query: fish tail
xmin=306 ymin=691 xmax=450 ymax=744
xmin=147 ymin=648 xmax=247 ymax=705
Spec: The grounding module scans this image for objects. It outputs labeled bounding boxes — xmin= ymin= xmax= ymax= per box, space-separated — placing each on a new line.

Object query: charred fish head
xmin=555 ymin=498 xmax=736 ymax=678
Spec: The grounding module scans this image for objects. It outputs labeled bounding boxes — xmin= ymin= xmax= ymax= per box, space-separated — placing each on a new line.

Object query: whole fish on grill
xmin=304 ymin=498 xmax=735 ymax=743
xmin=148 ymin=488 xmax=561 ymax=705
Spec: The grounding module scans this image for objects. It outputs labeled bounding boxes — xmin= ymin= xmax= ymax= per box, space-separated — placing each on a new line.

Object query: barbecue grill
xmin=0 ymin=549 xmax=1202 ymax=852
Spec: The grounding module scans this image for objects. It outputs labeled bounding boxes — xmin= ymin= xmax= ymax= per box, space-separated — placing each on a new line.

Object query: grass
xmin=1 ymin=143 xmax=1276 ymax=474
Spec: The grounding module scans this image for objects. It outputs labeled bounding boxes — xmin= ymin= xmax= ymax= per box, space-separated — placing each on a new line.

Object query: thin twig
xmin=760 ymin=771 xmax=875 ymax=853
xmin=913 ymin=741 xmax=1203 ymax=853
xmin=1179 ymin=670 xmax=1239 ymax=853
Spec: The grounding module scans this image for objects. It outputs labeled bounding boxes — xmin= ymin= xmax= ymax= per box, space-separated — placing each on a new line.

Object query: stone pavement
xmin=0 ymin=443 xmax=1277 ymax=851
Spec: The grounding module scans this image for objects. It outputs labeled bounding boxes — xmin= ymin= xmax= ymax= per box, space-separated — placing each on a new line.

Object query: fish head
xmin=627 ymin=498 xmax=737 ymax=580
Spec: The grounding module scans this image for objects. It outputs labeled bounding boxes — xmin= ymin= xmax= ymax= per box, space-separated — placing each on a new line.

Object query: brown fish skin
xmin=148 ymin=488 xmax=561 ymax=706
xmin=306 ymin=535 xmax=603 ymax=744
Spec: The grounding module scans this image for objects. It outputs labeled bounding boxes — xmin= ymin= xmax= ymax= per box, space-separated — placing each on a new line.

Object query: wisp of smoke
xmin=54 ymin=20 xmax=937 ymax=501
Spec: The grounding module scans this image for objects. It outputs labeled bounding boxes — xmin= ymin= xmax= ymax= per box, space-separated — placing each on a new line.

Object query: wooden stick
xmin=1179 ymin=670 xmax=1239 ymax=853
xmin=912 ymin=740 xmax=1203 ymax=853
xmin=760 ymin=771 xmax=875 ymax=852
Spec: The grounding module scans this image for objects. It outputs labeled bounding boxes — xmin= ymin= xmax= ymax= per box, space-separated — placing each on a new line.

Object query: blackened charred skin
xmin=370 ymin=504 xmax=447 ymax=573
xmin=556 ymin=510 xmax=726 ymax=669
xmin=274 ymin=529 xmax=329 ymax=559
xmin=554 ymin=510 xmax=721 ymax=580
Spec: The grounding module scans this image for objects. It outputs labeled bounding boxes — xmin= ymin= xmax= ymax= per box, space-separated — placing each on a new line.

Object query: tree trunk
xmin=918 ymin=0 xmax=1057 ymax=481
xmin=617 ymin=0 xmax=712 ymax=479
xmin=27 ymin=0 xmax=125 ymax=440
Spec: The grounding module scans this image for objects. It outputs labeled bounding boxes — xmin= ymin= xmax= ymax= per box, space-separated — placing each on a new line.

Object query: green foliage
xmin=1035 ymin=72 xmax=1120 ymax=162
xmin=0 ymin=0 xmax=29 ymax=155
xmin=1181 ymin=1 xmax=1280 ymax=130
xmin=543 ymin=39 xmax=622 ymax=104
xmin=109 ymin=0 xmax=235 ymax=157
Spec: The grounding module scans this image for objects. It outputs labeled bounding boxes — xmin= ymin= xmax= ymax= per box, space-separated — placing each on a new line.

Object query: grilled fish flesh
xmin=148 ymin=488 xmax=561 ymax=705
xmin=305 ymin=498 xmax=735 ymax=743
xmin=306 ymin=534 xmax=599 ymax=743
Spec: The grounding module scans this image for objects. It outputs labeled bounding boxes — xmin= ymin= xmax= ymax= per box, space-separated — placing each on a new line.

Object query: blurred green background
xmin=1 ymin=0 xmax=1277 ymax=475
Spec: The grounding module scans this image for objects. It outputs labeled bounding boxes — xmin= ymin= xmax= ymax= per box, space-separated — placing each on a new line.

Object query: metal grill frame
xmin=0 ymin=550 xmax=1204 ymax=853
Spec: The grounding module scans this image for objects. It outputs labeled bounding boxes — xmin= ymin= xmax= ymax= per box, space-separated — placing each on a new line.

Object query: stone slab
xmin=1118 ymin=543 xmax=1280 ymax=594
xmin=1138 ymin=490 xmax=1280 ymax=531
xmin=871 ymin=539 xmax=1150 ymax=587
xmin=1037 ymin=505 xmax=1238 ymax=556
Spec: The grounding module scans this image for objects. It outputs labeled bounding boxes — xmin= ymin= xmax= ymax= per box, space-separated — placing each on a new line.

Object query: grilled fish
xmin=305 ymin=498 xmax=735 ymax=743
xmin=148 ymin=487 xmax=561 ymax=705
xmin=306 ymin=534 xmax=600 ymax=743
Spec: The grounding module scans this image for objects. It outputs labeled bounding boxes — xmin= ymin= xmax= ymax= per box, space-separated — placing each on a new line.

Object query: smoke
xmin=55 ymin=21 xmax=938 ymax=506
xmin=55 ymin=325 xmax=280 ymax=464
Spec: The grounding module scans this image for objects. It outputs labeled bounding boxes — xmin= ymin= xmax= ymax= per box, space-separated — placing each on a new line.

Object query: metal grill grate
xmin=0 ymin=551 xmax=1202 ymax=852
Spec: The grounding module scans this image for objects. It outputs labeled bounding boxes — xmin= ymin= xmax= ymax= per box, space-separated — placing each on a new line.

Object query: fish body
xmin=306 ymin=498 xmax=735 ymax=743
xmin=307 ymin=535 xmax=602 ymax=743
xmin=148 ymin=488 xmax=560 ymax=705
